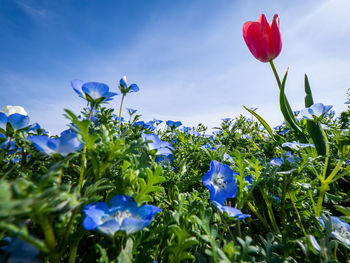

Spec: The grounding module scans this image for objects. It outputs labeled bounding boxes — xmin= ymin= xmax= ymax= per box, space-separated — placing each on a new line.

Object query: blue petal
xmin=269 ymin=158 xmax=283 ymax=167
xmin=71 ymin=79 xmax=84 ymax=97
xmin=120 ymin=217 xmax=149 ymax=235
xmin=156 ymin=147 xmax=172 ymax=156
xmin=7 ymin=114 xmax=29 ymax=130
xmin=212 ymin=201 xmax=250 ymax=220
xmin=0 ymin=112 xmax=7 ymax=130
xmin=56 ymin=131 xmax=83 ymax=156
xmin=134 ymin=204 xmax=161 ymax=219
xmin=120 ymin=76 xmax=128 ymax=88
xmin=105 ymin=92 xmax=118 ymax=98
xmin=28 ymin=136 xmax=56 ymax=155
xmin=97 ymin=220 xmax=121 ymax=236
xmin=82 ymin=82 xmax=110 ymax=100
xmin=129 ymin=84 xmax=139 ymax=93
xmin=82 ymin=202 xmax=110 ymax=230
xmin=109 ymin=195 xmax=137 ymax=212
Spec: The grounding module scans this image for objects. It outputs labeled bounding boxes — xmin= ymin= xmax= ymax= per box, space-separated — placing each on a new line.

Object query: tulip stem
xmin=269 ymin=60 xmax=282 ymax=89
xmin=118 ymin=94 xmax=125 ymax=132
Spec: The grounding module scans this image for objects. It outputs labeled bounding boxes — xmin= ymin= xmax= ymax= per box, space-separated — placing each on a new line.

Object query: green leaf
xmin=304 ymin=74 xmax=327 ymax=155
xmin=243 ymin=106 xmax=278 ymax=141
xmin=134 ymin=165 xmax=165 ymax=205
xmin=279 ymin=69 xmax=306 ymax=139
xmin=117 ymin=238 xmax=133 ymax=263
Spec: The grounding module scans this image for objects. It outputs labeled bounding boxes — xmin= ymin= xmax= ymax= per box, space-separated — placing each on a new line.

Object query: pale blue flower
xmin=71 ymin=79 xmax=118 ymax=102
xmin=211 ymin=200 xmax=250 ymax=220
xmin=28 ymin=129 xmax=83 ymax=156
xmin=319 ymin=216 xmax=350 ymax=248
xmin=83 ymin=195 xmax=161 ymax=236
xmin=202 ymin=161 xmax=237 ymax=205
xmin=166 ymin=120 xmax=182 ymax=129
xmin=141 ymin=133 xmax=173 ymax=157
xmin=282 ymin=141 xmax=315 ymax=150
xmin=301 ymin=103 xmax=333 ymax=121
xmin=119 ymin=76 xmax=139 ymax=95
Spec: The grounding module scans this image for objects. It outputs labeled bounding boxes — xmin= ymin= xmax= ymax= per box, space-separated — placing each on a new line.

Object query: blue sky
xmin=0 ymin=0 xmax=349 ymax=134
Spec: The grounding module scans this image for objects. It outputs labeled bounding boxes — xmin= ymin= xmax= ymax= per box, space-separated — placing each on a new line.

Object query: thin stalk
xmin=6 ymin=137 xmax=12 ymax=150
xmin=269 ymin=60 xmax=282 ymax=89
xmin=320 ymin=126 xmax=330 ymax=181
xmin=118 ymin=94 xmax=125 ymax=132
xmin=316 ymin=183 xmax=327 ymax=217
xmin=287 ymin=190 xmax=305 ymax=235
xmin=39 ymin=216 xmax=59 ymax=262
xmin=247 ymin=201 xmax=271 ymax=231
xmin=325 ymin=157 xmax=345 ymax=184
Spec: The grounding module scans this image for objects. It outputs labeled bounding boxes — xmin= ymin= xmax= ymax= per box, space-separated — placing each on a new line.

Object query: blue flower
xmin=282 ymin=141 xmax=315 ymax=150
xmin=0 ymin=107 xmax=30 ymax=131
xmin=71 ymin=79 xmax=118 ymax=103
xmin=0 ymin=138 xmax=16 ymax=152
xmin=211 ymin=200 xmax=250 ymax=220
xmin=278 ymin=129 xmax=290 ymax=135
xmin=202 ymin=161 xmax=237 ymax=205
xmin=153 ymin=118 xmax=163 ymax=124
xmin=201 ymin=143 xmax=216 ymax=150
xmin=240 ymin=134 xmax=251 ymax=140
xmin=141 ymin=133 xmax=173 ymax=157
xmin=119 ymin=76 xmax=139 ymax=95
xmin=126 ymin=108 xmax=137 ymax=115
xmin=345 ymin=100 xmax=350 ymax=105
xmin=223 ymin=153 xmax=234 ymax=163
xmin=166 ymin=120 xmax=182 ymax=129
xmin=319 ymin=216 xmax=350 ymax=248
xmin=221 ymin=118 xmax=231 ymax=122
xmin=28 ymin=129 xmax=83 ymax=156
xmin=1 ymin=237 xmax=40 ymax=263
xmin=301 ymin=103 xmax=333 ymax=121
xmin=269 ymin=152 xmax=296 ymax=167
xmin=83 ymin=195 xmax=161 ymax=236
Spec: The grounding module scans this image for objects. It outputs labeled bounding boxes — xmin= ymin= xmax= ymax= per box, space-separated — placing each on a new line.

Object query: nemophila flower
xmin=1 ymin=237 xmax=40 ymax=263
xmin=345 ymin=100 xmax=350 ymax=105
xmin=223 ymin=153 xmax=234 ymax=163
xmin=71 ymin=79 xmax=118 ymax=103
xmin=221 ymin=118 xmax=231 ymax=122
xmin=115 ymin=116 xmax=125 ymax=123
xmin=212 ymin=130 xmax=222 ymax=135
xmin=279 ymin=129 xmax=289 ymax=135
xmin=153 ymin=118 xmax=163 ymax=124
xmin=166 ymin=120 xmax=182 ymax=129
xmin=0 ymin=105 xmax=30 ymax=131
xmin=28 ymin=129 xmax=83 ymax=156
xmin=269 ymin=152 xmax=296 ymax=167
xmin=293 ymin=110 xmax=300 ymax=116
xmin=201 ymin=143 xmax=216 ymax=150
xmin=126 ymin=108 xmax=137 ymax=115
xmin=211 ymin=200 xmax=250 ymax=220
xmin=243 ymin=14 xmax=282 ymax=62
xmin=300 ymin=103 xmax=333 ymax=121
xmin=240 ymin=134 xmax=251 ymax=140
xmin=0 ymin=138 xmax=16 ymax=152
xmin=202 ymin=161 xmax=237 ymax=205
xmin=141 ymin=133 xmax=173 ymax=157
xmin=282 ymin=141 xmax=315 ymax=150
xmin=319 ymin=216 xmax=350 ymax=248
xmin=83 ymin=194 xmax=161 ymax=236
xmin=187 ymin=130 xmax=201 ymax=136
xmin=119 ymin=76 xmax=139 ymax=95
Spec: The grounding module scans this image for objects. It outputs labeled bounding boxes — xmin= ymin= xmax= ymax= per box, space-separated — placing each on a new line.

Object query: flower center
xmin=334 ymin=224 xmax=350 ymax=241
xmin=213 ymin=173 xmax=227 ymax=189
xmin=102 ymin=210 xmax=132 ymax=225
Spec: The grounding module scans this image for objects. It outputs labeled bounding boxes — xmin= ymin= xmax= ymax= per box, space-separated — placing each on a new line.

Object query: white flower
xmin=1 ymin=105 xmax=27 ymax=116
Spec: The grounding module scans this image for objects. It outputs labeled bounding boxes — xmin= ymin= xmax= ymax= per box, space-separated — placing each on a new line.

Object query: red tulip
xmin=243 ymin=14 xmax=282 ymax=63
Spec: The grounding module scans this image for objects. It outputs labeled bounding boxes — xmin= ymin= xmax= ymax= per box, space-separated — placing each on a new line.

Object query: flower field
xmin=0 ymin=14 xmax=350 ymax=263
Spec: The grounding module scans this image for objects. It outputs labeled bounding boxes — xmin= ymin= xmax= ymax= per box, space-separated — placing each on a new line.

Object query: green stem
xmin=316 ymin=183 xmax=327 ymax=217
xmin=320 ymin=126 xmax=330 ymax=181
xmin=288 ymin=190 xmax=305 ymax=235
xmin=78 ymin=146 xmax=86 ymax=190
xmin=118 ymin=94 xmax=125 ymax=132
xmin=325 ymin=158 xmax=345 ymax=184
xmin=269 ymin=60 xmax=282 ymax=89
xmin=247 ymin=201 xmax=271 ymax=231
xmin=39 ymin=216 xmax=59 ymax=262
